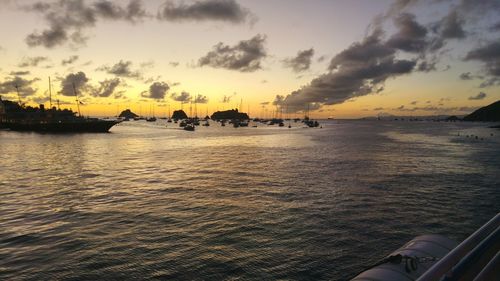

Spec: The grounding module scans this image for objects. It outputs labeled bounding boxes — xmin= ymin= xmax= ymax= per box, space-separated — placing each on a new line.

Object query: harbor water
xmin=1 ymin=120 xmax=499 ymax=280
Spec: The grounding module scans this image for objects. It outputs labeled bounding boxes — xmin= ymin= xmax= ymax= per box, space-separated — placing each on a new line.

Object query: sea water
xmin=1 ymin=120 xmax=499 ymax=280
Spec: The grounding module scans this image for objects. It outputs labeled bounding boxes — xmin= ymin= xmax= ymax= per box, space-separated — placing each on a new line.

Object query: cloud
xmin=281 ymin=29 xmax=416 ymax=111
xmin=0 ymin=76 xmax=39 ymax=97
xmin=198 ymin=34 xmax=267 ymax=72
xmin=169 ymin=61 xmax=180 ymax=67
xmin=317 ymin=55 xmax=327 ymax=63
xmin=171 ymin=91 xmax=191 ymax=102
xmin=386 ymin=13 xmax=428 ymax=53
xmin=272 ymin=95 xmax=285 ymax=106
xmin=283 ymin=48 xmax=314 ymax=72
xmin=373 ymin=107 xmax=384 ymax=110
xmin=140 ymin=60 xmax=155 ymax=68
xmin=465 ymin=41 xmax=500 ymax=77
xmin=479 ymin=77 xmax=500 ymax=88
xmin=9 ymin=71 xmax=31 ymax=76
xmin=491 ymin=21 xmax=500 ymax=31
xmin=468 ymin=92 xmax=487 ymax=100
xmin=142 ymin=81 xmax=169 ymax=99
xmin=260 ymin=101 xmax=269 ymax=106
xmin=18 ymin=56 xmax=49 ymax=67
xmin=24 ymin=0 xmax=148 ymax=48
xmin=97 ymin=60 xmax=142 ymax=79
xmin=59 ymin=71 xmax=90 ymax=96
xmin=417 ymin=58 xmax=437 ymax=72
xmin=92 ymin=78 xmax=121 ymax=97
xmin=438 ymin=9 xmax=465 ymax=39
xmin=62 ymin=55 xmax=79 ymax=66
xmin=459 ymin=72 xmax=473 ymax=80
xmin=221 ymin=93 xmax=235 ymax=103
xmin=157 ymin=0 xmax=252 ymax=24
xmin=194 ymin=94 xmax=209 ymax=104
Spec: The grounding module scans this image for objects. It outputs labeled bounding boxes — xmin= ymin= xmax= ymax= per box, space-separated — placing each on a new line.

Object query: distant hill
xmin=118 ymin=109 xmax=138 ymax=118
xmin=211 ymin=109 xmax=249 ymax=120
xmin=463 ymin=100 xmax=500 ymax=122
xmin=172 ymin=110 xmax=188 ymax=120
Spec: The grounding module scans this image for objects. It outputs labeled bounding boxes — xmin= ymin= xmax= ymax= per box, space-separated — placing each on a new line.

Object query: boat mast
xmin=48 ymin=76 xmax=52 ymax=109
xmin=14 ymin=84 xmax=22 ymax=105
xmin=72 ymin=82 xmax=81 ymax=117
xmin=194 ymin=94 xmax=198 ymax=118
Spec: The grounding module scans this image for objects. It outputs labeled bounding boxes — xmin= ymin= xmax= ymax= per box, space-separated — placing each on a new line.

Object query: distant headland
xmin=211 ymin=109 xmax=249 ymax=120
xmin=463 ymin=100 xmax=500 ymax=122
xmin=118 ymin=109 xmax=138 ymax=119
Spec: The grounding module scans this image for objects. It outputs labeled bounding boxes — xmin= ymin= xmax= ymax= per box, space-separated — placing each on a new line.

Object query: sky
xmin=0 ymin=0 xmax=499 ymax=118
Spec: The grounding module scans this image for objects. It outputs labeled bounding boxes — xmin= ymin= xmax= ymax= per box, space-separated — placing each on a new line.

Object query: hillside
xmin=463 ymin=100 xmax=500 ymax=122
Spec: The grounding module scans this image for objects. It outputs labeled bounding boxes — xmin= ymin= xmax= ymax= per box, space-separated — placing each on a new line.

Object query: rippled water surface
xmin=1 ymin=120 xmax=499 ymax=280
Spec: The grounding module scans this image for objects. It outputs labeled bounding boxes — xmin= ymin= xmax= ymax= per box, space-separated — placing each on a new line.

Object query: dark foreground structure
xmin=0 ymin=98 xmax=120 ymax=133
xmin=352 ymin=213 xmax=500 ymax=280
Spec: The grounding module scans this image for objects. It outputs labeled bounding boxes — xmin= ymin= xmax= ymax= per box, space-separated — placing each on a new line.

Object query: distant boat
xmin=167 ymin=118 xmax=172 ymax=123
xmin=202 ymin=120 xmax=210 ymax=126
xmin=179 ymin=120 xmax=187 ymax=127
xmin=183 ymin=123 xmax=195 ymax=131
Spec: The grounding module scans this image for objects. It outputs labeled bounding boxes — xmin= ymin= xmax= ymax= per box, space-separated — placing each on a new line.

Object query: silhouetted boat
xmin=146 ymin=117 xmax=156 ymax=122
xmin=183 ymin=123 xmax=195 ymax=131
xmin=0 ymin=99 xmax=120 ymax=133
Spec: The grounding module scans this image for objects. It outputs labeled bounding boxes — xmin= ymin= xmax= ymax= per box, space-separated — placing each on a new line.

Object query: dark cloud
xmin=92 ymin=78 xmax=120 ymax=97
xmin=479 ymin=77 xmax=500 ymax=88
xmin=438 ymin=9 xmax=465 ymax=39
xmin=465 ymin=40 xmax=500 ymax=77
xmin=171 ymin=91 xmax=191 ymax=102
xmin=142 ymin=81 xmax=169 ymax=99
xmin=62 ymin=55 xmax=79 ymax=66
xmin=417 ymin=59 xmax=437 ymax=72
xmin=272 ymin=95 xmax=285 ymax=106
xmin=198 ymin=34 xmax=267 ymax=72
xmin=459 ymin=72 xmax=473 ymax=80
xmin=18 ymin=56 xmax=49 ymax=67
xmin=317 ymin=55 xmax=327 ymax=63
xmin=386 ymin=13 xmax=428 ymax=53
xmin=260 ymin=101 xmax=269 ymax=106
xmin=97 ymin=60 xmax=142 ymax=79
xmin=93 ymin=0 xmax=146 ymax=22
xmin=282 ymin=29 xmax=416 ymax=111
xmin=468 ymin=92 xmax=487 ymax=100
xmin=0 ymin=76 xmax=38 ymax=97
xmin=9 ymin=71 xmax=31 ymax=76
xmin=59 ymin=71 xmax=90 ymax=96
xmin=157 ymin=0 xmax=252 ymax=24
xmin=194 ymin=94 xmax=209 ymax=104
xmin=491 ymin=21 xmax=500 ymax=31
xmin=283 ymin=48 xmax=314 ymax=72
xmin=169 ymin=61 xmax=180 ymax=67
xmin=24 ymin=0 xmax=147 ymax=48
xmin=410 ymin=101 xmax=418 ymax=105
xmin=373 ymin=107 xmax=384 ymax=110
xmin=221 ymin=93 xmax=235 ymax=103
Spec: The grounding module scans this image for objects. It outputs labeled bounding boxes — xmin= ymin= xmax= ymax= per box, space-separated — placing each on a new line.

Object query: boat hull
xmin=1 ymin=120 xmax=120 ymax=133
